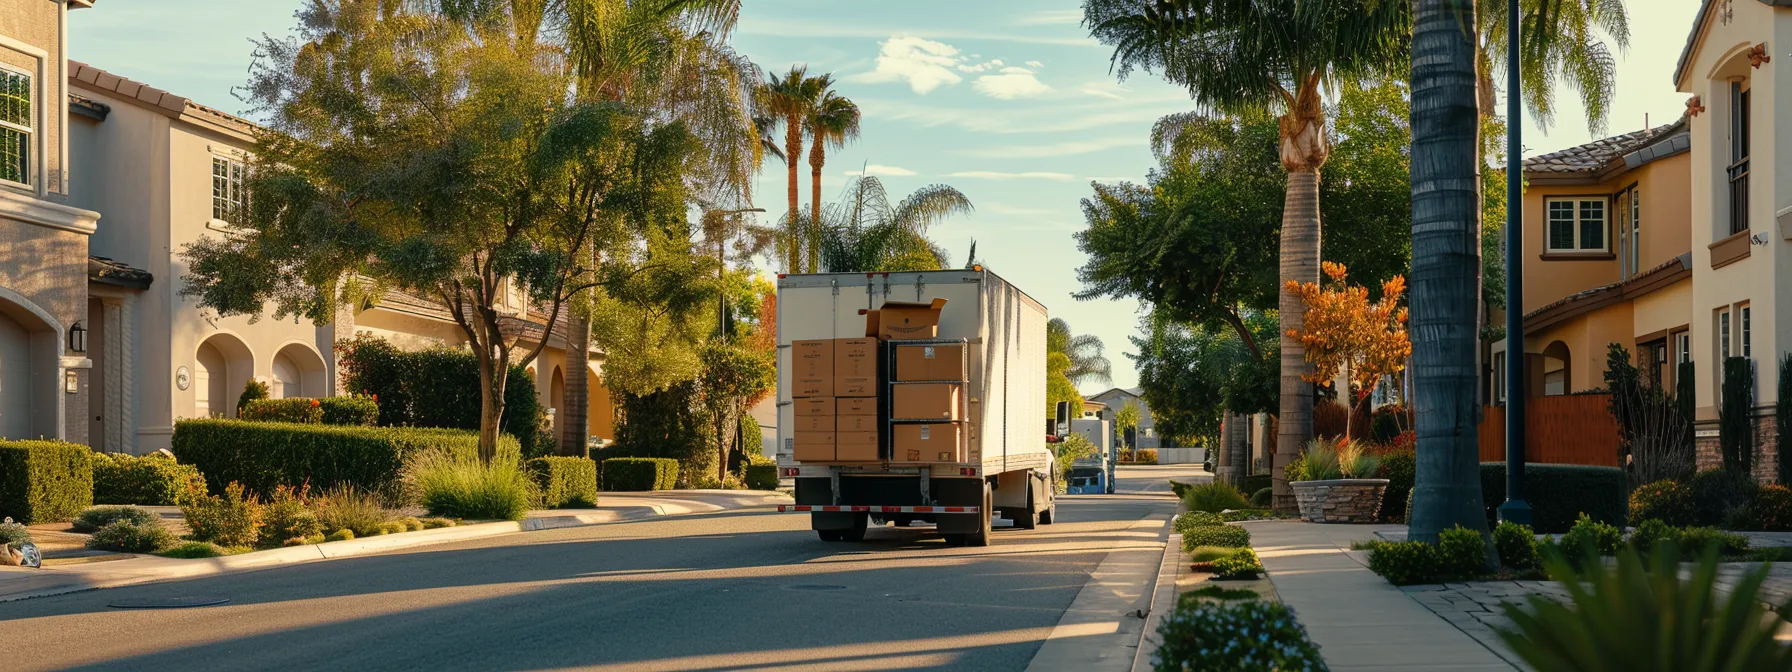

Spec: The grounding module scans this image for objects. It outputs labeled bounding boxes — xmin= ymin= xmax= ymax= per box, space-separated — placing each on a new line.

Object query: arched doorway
xmin=0 ymin=292 xmax=63 ymax=440
xmin=1541 ymin=341 xmax=1571 ymax=396
xmin=549 ymin=366 xmax=565 ymax=438
xmin=195 ymin=334 xmax=254 ymax=418
xmin=272 ymin=343 xmax=328 ymax=398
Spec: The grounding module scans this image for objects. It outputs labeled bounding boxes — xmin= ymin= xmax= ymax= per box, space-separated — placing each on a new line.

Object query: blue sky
xmin=69 ymin=0 xmax=1701 ymax=393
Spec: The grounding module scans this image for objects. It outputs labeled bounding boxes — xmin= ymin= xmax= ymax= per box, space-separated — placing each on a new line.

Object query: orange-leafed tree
xmin=1285 ymin=262 xmax=1411 ymax=439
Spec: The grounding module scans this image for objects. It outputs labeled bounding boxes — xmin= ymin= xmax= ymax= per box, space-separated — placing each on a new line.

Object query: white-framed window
xmin=1629 ymin=190 xmax=1641 ymax=272
xmin=1493 ymin=351 xmax=1507 ymax=404
xmin=1741 ymin=305 xmax=1752 ymax=359
xmin=1546 ymin=197 xmax=1606 ymax=252
xmin=0 ymin=66 xmax=30 ymax=187
xmin=212 ymin=156 xmax=247 ymax=224
xmin=1677 ymin=332 xmax=1691 ymax=364
xmin=1719 ymin=309 xmax=1733 ymax=360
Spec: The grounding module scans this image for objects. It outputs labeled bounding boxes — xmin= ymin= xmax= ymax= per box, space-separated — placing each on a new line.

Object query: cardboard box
xmin=834 ymin=337 xmax=878 ymax=397
xmin=837 ymin=397 xmax=877 ymax=416
xmin=793 ymin=431 xmax=834 ymax=462
xmin=894 ymin=423 xmax=963 ymax=463
xmin=793 ymin=415 xmax=835 ymax=432
xmin=892 ymin=383 xmax=961 ymax=420
xmin=895 ymin=343 xmax=965 ymax=381
xmin=792 ymin=339 xmax=834 ymax=398
xmin=793 ymin=397 xmax=836 ymax=416
xmin=836 ymin=430 xmax=880 ymax=462
xmin=873 ymin=298 xmax=947 ymax=340
xmin=836 ymin=413 xmax=878 ymax=432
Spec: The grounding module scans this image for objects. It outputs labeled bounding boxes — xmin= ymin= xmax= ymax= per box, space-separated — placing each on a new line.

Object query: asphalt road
xmin=1 ymin=465 xmax=1205 ymax=672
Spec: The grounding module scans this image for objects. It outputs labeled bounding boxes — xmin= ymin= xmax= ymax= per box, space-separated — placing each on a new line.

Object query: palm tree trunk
xmin=1274 ymin=168 xmax=1320 ymax=512
xmin=809 ymin=142 xmax=825 ymax=274
xmin=559 ymin=309 xmax=590 ymax=457
xmin=785 ymin=118 xmax=804 ymax=272
xmin=1409 ymin=0 xmax=1492 ymax=548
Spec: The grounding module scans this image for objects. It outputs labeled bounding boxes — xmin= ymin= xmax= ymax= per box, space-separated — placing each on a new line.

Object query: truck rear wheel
xmin=964 ymin=482 xmax=992 ymax=547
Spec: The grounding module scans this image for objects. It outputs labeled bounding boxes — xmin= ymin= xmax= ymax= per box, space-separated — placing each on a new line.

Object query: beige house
xmin=0 ymin=0 xmax=101 ymax=444
xmin=58 ymin=59 xmax=613 ymax=453
xmin=1675 ymin=0 xmax=1791 ymax=473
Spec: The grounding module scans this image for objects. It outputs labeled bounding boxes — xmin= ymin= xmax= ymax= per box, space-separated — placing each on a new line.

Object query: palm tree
xmin=1407 ymin=3 xmax=1490 ymax=547
xmin=759 ymin=66 xmax=828 ymax=272
xmin=1478 ymin=0 xmax=1629 ymax=133
xmin=1085 ymin=0 xmax=1409 ymax=510
xmin=1048 ymin=318 xmax=1113 ymax=387
xmin=805 ymin=89 xmax=861 ymax=273
xmin=817 ymin=176 xmax=972 ymax=273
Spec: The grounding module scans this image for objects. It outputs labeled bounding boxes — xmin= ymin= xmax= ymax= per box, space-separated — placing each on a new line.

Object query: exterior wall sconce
xmin=68 ymin=321 xmax=87 ymax=354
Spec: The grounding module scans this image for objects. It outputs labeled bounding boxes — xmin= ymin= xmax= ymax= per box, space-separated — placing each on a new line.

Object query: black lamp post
xmin=1497 ymin=0 xmax=1532 ymax=525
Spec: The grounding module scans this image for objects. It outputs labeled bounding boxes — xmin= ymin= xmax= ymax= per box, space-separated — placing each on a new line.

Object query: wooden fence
xmin=1477 ymin=394 xmax=1620 ymax=467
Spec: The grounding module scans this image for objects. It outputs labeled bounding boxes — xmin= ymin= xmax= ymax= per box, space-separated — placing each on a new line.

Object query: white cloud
xmin=1016 ymin=9 xmax=1083 ymax=25
xmin=1080 ymin=81 xmax=1132 ymax=100
xmin=974 ymin=66 xmax=1051 ymax=100
xmin=1026 ymin=60 xmax=1045 ymax=68
xmin=737 ymin=19 xmax=1102 ymax=47
xmin=956 ymin=58 xmax=1004 ymax=74
xmin=842 ymin=164 xmax=918 ymax=177
xmin=959 ymin=137 xmax=1142 ymax=158
xmin=947 ymin=171 xmax=1077 ymax=181
xmin=852 ymin=37 xmax=965 ymax=94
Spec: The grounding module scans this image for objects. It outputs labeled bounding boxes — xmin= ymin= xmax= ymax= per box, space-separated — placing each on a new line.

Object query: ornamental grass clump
xmin=1151 ymin=600 xmax=1325 ymax=672
xmin=311 ymin=485 xmax=395 ymax=538
xmin=1498 ymin=542 xmax=1792 ymax=671
xmin=406 ymin=450 xmax=535 ymax=521
xmin=1182 ymin=482 xmax=1250 ymax=513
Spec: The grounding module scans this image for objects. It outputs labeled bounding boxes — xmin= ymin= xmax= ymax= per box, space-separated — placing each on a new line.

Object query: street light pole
xmin=1497 ymin=0 xmax=1532 ymax=525
xmin=705 ymin=207 xmax=765 ymax=342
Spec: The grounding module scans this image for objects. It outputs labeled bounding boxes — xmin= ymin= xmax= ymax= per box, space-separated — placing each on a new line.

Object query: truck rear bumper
xmin=795 ymin=475 xmax=988 ymax=533
xmin=777 ymin=505 xmax=980 ymax=513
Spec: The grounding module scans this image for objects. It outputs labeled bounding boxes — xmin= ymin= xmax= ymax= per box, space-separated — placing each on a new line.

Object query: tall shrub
xmin=1719 ymin=356 xmax=1753 ymax=476
xmin=336 ymin=334 xmax=546 ymax=452
xmin=1779 ymin=354 xmax=1792 ymax=484
xmin=613 ymin=382 xmax=712 ymax=481
xmin=174 ymin=419 xmax=516 ymax=496
xmin=0 ymin=440 xmax=93 ymax=523
xmin=1604 ymin=343 xmax=1694 ymax=488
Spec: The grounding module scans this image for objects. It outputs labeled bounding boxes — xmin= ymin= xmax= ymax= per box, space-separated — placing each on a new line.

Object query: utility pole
xmin=704 ymin=207 xmax=766 ymax=341
xmin=1497 ymin=0 xmax=1532 ymax=525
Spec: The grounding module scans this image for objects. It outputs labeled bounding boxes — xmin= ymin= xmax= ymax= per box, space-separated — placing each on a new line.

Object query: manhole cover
xmin=785 ymin=584 xmax=849 ymax=592
xmin=108 ymin=596 xmax=230 ymax=609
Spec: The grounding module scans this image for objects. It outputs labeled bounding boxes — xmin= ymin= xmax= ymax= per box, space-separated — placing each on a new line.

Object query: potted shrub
xmin=1288 ymin=438 xmax=1387 ymax=523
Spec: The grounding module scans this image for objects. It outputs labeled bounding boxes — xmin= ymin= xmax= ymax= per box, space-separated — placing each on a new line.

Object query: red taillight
xmin=960 ymin=467 xmax=977 ymax=476
xmin=777 ymin=273 xmax=787 ymax=279
xmin=782 ymin=467 xmax=800 ymax=477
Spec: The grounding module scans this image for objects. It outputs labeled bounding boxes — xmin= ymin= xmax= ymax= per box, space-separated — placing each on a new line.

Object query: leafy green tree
xmin=1114 ymin=401 xmax=1142 ymax=450
xmin=181 ymin=5 xmax=626 ymax=459
xmin=1128 ymin=313 xmax=1277 ymax=445
xmin=817 ymin=176 xmax=973 ymax=273
xmin=1049 ymin=318 xmax=1113 ymax=388
xmin=1086 ymin=0 xmax=1411 ymax=509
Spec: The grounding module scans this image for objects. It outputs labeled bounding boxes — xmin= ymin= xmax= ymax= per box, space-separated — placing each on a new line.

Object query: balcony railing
xmin=1729 ymin=158 xmax=1750 ymax=236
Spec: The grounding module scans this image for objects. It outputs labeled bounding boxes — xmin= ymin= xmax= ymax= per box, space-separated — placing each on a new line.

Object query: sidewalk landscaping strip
xmin=1241 ymin=520 xmax=1517 ymax=672
xmin=0 ymin=490 xmax=789 ymax=603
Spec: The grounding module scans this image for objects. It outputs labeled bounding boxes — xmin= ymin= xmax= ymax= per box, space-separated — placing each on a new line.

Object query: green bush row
xmin=173 ymin=419 xmax=514 ymax=496
xmin=241 ymin=396 xmax=380 ymax=426
xmin=602 ymin=458 xmax=679 ymax=491
xmin=336 ymin=334 xmax=549 ymax=454
xmin=0 ymin=440 xmax=92 ymax=523
xmin=529 ymin=457 xmax=598 ymax=508
xmin=91 ymin=452 xmax=208 ymax=506
xmin=744 ymin=464 xmax=778 ymax=491
xmin=1479 ymin=462 xmax=1625 ymax=533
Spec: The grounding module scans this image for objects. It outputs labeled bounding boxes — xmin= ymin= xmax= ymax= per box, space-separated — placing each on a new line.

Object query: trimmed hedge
xmin=0 ymin=440 xmax=93 ymax=523
xmin=529 ymin=457 xmax=598 ymax=508
xmin=173 ymin=419 xmax=516 ymax=496
xmin=1479 ymin=462 xmax=1625 ymax=533
xmin=336 ymin=334 xmax=547 ymax=452
xmin=1238 ymin=474 xmax=1271 ymax=497
xmin=744 ymin=464 xmax=778 ymax=491
xmin=91 ymin=452 xmax=208 ymax=505
xmin=602 ymin=458 xmax=679 ymax=491
xmin=241 ymin=397 xmax=380 ymax=426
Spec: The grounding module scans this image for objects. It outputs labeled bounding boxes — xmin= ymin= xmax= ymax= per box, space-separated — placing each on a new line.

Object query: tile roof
xmin=67 ymin=60 xmax=258 ymax=138
xmin=1676 ymin=1 xmax=1792 ymax=87
xmin=1522 ymin=123 xmax=1680 ymax=174
xmin=88 ymin=256 xmax=152 ymax=290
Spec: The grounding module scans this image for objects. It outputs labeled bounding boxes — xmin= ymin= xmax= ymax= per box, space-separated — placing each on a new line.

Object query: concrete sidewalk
xmin=0 ymin=489 xmax=789 ymax=603
xmin=1240 ymin=521 xmax=1517 ymax=672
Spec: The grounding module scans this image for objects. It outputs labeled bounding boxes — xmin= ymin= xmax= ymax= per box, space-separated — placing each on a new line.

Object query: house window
xmin=1719 ymin=309 xmax=1732 ymax=360
xmin=1493 ymin=351 xmax=1506 ymax=405
xmin=1546 ymin=198 xmax=1606 ymax=252
xmin=1728 ymin=81 xmax=1750 ymax=236
xmin=212 ymin=156 xmax=247 ymax=223
xmin=0 ymin=67 xmax=30 ymax=186
xmin=1741 ymin=305 xmax=1751 ymax=359
xmin=1630 ymin=190 xmax=1641 ymax=271
xmin=1678 ymin=332 xmax=1691 ymax=364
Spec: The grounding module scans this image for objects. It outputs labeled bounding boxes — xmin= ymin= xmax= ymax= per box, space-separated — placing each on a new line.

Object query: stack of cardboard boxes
xmin=790 ymin=297 xmax=968 ymax=464
xmin=792 ymin=337 xmax=879 ymax=462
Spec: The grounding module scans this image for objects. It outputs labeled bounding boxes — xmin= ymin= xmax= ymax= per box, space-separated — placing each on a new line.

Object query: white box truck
xmin=774 ymin=269 xmax=1055 ymax=546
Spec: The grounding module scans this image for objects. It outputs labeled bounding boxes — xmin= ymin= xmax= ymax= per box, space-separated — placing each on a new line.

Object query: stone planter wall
xmin=1291 ymin=479 xmax=1389 ymax=524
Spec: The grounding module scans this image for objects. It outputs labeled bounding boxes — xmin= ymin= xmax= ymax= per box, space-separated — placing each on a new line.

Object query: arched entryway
xmin=195 ymin=333 xmax=254 ymax=418
xmin=0 ymin=292 xmax=61 ymax=440
xmin=1541 ymin=341 xmax=1571 ymax=396
xmin=549 ymin=366 xmax=565 ymax=438
xmin=272 ymin=343 xmax=328 ymax=398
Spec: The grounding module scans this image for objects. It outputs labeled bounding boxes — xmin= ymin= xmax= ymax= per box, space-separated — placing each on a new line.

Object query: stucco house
xmin=0 ymin=0 xmax=101 ymax=445
xmin=1086 ymin=387 xmax=1165 ymax=449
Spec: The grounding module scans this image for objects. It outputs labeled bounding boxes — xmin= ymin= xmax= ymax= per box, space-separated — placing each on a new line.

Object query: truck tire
xmin=1014 ymin=486 xmax=1038 ymax=530
xmin=966 ymin=482 xmax=993 ymax=547
xmin=817 ymin=529 xmax=843 ymax=542
xmin=840 ymin=514 xmax=869 ymax=542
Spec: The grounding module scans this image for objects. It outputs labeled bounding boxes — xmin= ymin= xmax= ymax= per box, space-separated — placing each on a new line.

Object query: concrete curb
xmin=1131 ymin=532 xmax=1183 ymax=672
xmin=0 ymin=491 xmax=787 ymax=603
